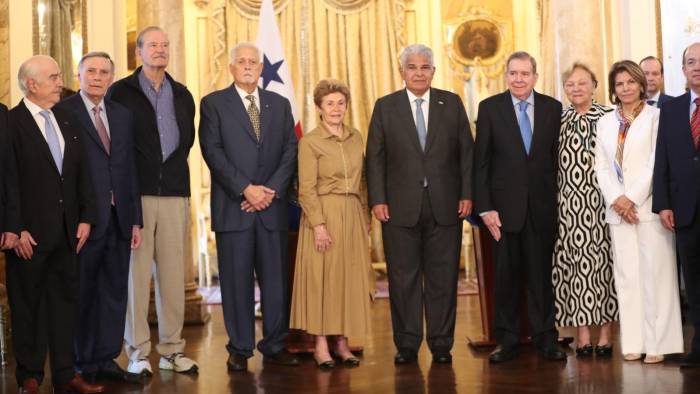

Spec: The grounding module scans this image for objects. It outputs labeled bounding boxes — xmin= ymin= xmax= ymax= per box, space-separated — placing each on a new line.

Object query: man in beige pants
xmin=108 ymin=26 xmax=197 ymax=376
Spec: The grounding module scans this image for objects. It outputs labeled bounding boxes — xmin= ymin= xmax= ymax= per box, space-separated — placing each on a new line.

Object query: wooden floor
xmin=1 ymin=295 xmax=698 ymax=393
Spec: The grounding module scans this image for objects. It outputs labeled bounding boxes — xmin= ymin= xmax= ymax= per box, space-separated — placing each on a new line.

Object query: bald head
xmin=683 ymin=42 xmax=700 ymax=94
xmin=18 ymin=55 xmax=64 ymax=109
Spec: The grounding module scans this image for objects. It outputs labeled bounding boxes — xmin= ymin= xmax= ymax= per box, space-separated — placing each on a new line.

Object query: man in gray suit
xmin=199 ymin=43 xmax=298 ymax=372
xmin=366 ymin=44 xmax=474 ymax=364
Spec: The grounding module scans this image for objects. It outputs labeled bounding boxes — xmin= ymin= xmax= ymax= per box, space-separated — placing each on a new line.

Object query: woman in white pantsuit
xmin=595 ymin=60 xmax=683 ymax=363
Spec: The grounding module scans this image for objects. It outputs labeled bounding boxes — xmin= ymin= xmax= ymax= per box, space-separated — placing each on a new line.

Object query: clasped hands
xmin=240 ymin=184 xmax=276 ymax=213
xmin=612 ymin=195 xmax=639 ymax=225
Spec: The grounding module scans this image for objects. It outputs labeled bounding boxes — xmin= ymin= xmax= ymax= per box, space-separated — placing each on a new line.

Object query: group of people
xmin=0 ymin=22 xmax=699 ymax=394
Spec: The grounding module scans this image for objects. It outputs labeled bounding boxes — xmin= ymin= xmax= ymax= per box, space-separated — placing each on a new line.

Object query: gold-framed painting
xmin=450 ymin=18 xmax=504 ymax=67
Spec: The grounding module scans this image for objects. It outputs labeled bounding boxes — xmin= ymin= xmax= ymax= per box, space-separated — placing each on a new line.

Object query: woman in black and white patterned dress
xmin=552 ymin=63 xmax=618 ymax=357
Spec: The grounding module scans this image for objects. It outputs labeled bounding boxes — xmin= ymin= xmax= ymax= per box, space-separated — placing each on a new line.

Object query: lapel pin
xmin=438 ymin=101 xmax=444 ymax=105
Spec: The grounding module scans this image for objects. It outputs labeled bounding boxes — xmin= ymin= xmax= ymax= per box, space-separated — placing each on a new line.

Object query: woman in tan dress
xmin=290 ymin=79 xmax=372 ymax=369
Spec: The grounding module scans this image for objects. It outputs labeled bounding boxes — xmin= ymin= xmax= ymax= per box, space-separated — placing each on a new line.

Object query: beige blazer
xmin=594 ymin=104 xmax=660 ymax=225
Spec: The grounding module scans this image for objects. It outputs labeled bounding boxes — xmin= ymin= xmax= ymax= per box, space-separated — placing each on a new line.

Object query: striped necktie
xmin=691 ymin=98 xmax=700 ymax=149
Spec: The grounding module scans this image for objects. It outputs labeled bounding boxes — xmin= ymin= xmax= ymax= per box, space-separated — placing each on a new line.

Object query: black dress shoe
xmin=575 ymin=344 xmax=593 ymax=357
xmin=227 ymin=354 xmax=248 ymax=371
xmin=316 ymin=358 xmax=336 ymax=369
xmin=594 ymin=344 xmax=613 ymax=357
xmin=96 ymin=360 xmax=143 ymax=384
xmin=394 ymin=351 xmax=418 ymax=364
xmin=263 ymin=350 xmax=300 ymax=366
xmin=680 ymin=352 xmax=700 ymax=368
xmin=432 ymin=352 xmax=452 ymax=364
xmin=540 ymin=347 xmax=567 ymax=361
xmin=489 ymin=345 xmax=518 ymax=363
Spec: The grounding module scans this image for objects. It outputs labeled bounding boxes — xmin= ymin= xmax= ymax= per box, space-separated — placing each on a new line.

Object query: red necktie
xmin=692 ymin=98 xmax=700 ymax=149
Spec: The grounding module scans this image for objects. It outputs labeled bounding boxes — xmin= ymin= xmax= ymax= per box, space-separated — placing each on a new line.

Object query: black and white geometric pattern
xmin=552 ymin=103 xmax=619 ymax=327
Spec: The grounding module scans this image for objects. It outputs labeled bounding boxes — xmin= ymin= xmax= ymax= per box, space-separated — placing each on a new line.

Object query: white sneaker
xmin=127 ymin=358 xmax=153 ymax=376
xmin=159 ymin=353 xmax=199 ymax=373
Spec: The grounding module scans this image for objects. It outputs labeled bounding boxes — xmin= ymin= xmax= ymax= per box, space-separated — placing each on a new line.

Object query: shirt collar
xmin=23 ymin=97 xmax=50 ymax=116
xmin=235 ymin=83 xmax=260 ymax=106
xmin=511 ymin=91 xmax=535 ymax=107
xmin=406 ymin=88 xmax=430 ymax=105
xmin=691 ymin=89 xmax=699 ymax=106
xmin=648 ymin=90 xmax=661 ymax=102
xmin=138 ymin=69 xmax=169 ymax=92
xmin=319 ymin=122 xmax=353 ymax=141
xmin=79 ymin=90 xmax=105 ymax=114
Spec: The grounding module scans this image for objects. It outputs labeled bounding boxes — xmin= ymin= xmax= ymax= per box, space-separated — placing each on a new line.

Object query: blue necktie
xmin=415 ymin=98 xmax=427 ymax=151
xmin=39 ymin=110 xmax=63 ymax=173
xmin=518 ymin=101 xmax=532 ymax=155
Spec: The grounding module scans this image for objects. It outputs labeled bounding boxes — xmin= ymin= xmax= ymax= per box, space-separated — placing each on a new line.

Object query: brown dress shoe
xmin=18 ymin=378 xmax=39 ymax=394
xmin=54 ymin=374 xmax=105 ymax=394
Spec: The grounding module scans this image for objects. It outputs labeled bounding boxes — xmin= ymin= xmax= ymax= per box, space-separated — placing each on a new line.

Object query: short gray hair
xmin=18 ymin=55 xmax=57 ymax=95
xmin=230 ymin=42 xmax=262 ymax=64
xmin=506 ymin=51 xmax=537 ymax=74
xmin=78 ymin=51 xmax=115 ymax=73
xmin=399 ymin=44 xmax=434 ymax=69
xmin=136 ymin=26 xmax=167 ymax=49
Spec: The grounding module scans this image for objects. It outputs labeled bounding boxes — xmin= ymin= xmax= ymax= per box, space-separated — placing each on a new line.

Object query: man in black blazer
xmin=107 ymin=26 xmax=197 ymax=375
xmin=4 ymin=55 xmax=102 ymax=394
xmin=366 ymin=44 xmax=473 ymax=364
xmin=56 ymin=52 xmax=143 ymax=382
xmin=0 ymin=102 xmax=18 ymax=250
xmin=640 ymin=56 xmax=674 ymax=108
xmin=199 ymin=43 xmax=298 ymax=372
xmin=653 ymin=42 xmax=700 ymax=368
xmin=474 ymin=51 xmax=565 ymax=363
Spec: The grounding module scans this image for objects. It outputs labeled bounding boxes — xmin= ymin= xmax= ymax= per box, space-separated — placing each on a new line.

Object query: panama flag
xmin=256 ymin=0 xmax=303 ymax=138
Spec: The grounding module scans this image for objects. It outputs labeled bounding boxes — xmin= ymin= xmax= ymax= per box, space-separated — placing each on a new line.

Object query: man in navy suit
xmin=653 ymin=42 xmax=700 ymax=368
xmin=640 ymin=56 xmax=674 ymax=108
xmin=55 ymin=52 xmax=143 ymax=383
xmin=199 ymin=43 xmax=298 ymax=372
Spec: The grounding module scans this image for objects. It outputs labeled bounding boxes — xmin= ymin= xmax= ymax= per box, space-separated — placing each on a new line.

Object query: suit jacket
xmin=55 ymin=93 xmax=142 ymax=240
xmin=653 ymin=93 xmax=700 ymax=227
xmin=366 ymin=88 xmax=474 ymax=227
xmin=657 ymin=93 xmax=674 ymax=108
xmin=199 ymin=85 xmax=297 ymax=232
xmin=4 ymin=100 xmax=96 ymax=250
xmin=0 ymin=104 xmax=8 ymax=232
xmin=596 ymin=105 xmax=659 ymax=225
xmin=473 ymin=90 xmax=562 ymax=233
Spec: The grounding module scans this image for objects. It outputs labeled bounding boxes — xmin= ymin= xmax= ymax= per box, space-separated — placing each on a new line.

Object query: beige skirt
xmin=290 ymin=194 xmax=372 ymax=341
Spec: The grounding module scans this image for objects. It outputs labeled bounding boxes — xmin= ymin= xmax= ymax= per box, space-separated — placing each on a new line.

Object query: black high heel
xmin=595 ymin=344 xmax=613 ymax=357
xmin=575 ymin=344 xmax=594 ymax=357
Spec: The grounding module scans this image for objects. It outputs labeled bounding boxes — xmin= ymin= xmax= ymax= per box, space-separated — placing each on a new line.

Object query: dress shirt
xmin=79 ymin=90 xmax=111 ymax=138
xmin=406 ymin=88 xmax=430 ymax=132
xmin=648 ymin=90 xmax=661 ymax=106
xmin=511 ymin=91 xmax=535 ymax=132
xmin=138 ymin=70 xmax=180 ymax=161
xmin=23 ymin=97 xmax=65 ymax=154
xmin=691 ymin=90 xmax=700 ymax=121
xmin=235 ymin=84 xmax=260 ymax=112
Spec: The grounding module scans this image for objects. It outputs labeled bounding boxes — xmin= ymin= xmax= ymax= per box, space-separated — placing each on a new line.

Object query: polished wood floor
xmin=1 ymin=295 xmax=698 ymax=393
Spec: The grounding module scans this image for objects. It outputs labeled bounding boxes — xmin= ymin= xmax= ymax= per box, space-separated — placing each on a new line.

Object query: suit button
xmin=59 ymin=199 xmax=63 ymax=204
xmin=694 ymin=157 xmax=699 ymax=162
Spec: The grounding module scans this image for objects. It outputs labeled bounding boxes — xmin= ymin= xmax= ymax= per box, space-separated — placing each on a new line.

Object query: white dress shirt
xmin=79 ymin=91 xmax=111 ymax=138
xmin=406 ymin=88 xmax=430 ymax=132
xmin=511 ymin=91 xmax=535 ymax=132
xmin=23 ymin=97 xmax=65 ymax=154
xmin=235 ymin=84 xmax=260 ymax=111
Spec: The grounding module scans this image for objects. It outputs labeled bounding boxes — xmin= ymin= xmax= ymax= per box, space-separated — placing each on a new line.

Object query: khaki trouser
xmin=124 ymin=196 xmax=189 ymax=360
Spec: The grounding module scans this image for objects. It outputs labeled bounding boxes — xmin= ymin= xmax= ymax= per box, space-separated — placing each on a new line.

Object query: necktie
xmin=93 ymin=106 xmax=111 ymax=155
xmin=39 ymin=110 xmax=63 ymax=173
xmin=246 ymin=95 xmax=261 ymax=142
xmin=518 ymin=101 xmax=533 ymax=155
xmin=647 ymin=99 xmax=657 ymax=106
xmin=415 ymin=98 xmax=427 ymax=151
xmin=692 ymin=98 xmax=700 ymax=149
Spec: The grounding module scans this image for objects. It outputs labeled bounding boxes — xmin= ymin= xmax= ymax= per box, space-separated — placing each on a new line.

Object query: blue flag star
xmin=261 ymin=55 xmax=284 ymax=89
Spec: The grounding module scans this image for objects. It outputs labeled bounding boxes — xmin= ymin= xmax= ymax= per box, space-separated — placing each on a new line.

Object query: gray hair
xmin=399 ymin=44 xmax=434 ymax=69
xmin=506 ymin=51 xmax=538 ymax=74
xmin=230 ymin=42 xmax=262 ymax=64
xmin=78 ymin=51 xmax=115 ymax=73
xmin=136 ymin=26 xmax=167 ymax=49
xmin=18 ymin=55 xmax=57 ymax=95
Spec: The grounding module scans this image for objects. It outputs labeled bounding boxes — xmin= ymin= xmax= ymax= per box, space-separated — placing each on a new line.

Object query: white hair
xmin=18 ymin=55 xmax=58 ymax=95
xmin=399 ymin=44 xmax=434 ymax=69
xmin=230 ymin=42 xmax=262 ymax=64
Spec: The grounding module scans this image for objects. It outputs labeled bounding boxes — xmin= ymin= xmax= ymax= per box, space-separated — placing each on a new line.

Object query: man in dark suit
xmin=473 ymin=51 xmax=566 ymax=363
xmin=653 ymin=42 xmax=700 ymax=368
xmin=199 ymin=43 xmax=298 ymax=372
xmin=366 ymin=44 xmax=474 ymax=364
xmin=0 ymin=102 xmax=19 ymax=250
xmin=55 ymin=52 xmax=143 ymax=383
xmin=640 ymin=56 xmax=674 ymax=108
xmin=4 ymin=55 xmax=103 ymax=394
xmin=108 ymin=26 xmax=197 ymax=375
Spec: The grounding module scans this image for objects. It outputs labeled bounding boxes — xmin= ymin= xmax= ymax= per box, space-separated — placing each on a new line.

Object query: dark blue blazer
xmin=56 ymin=93 xmax=142 ymax=240
xmin=199 ymin=85 xmax=297 ymax=232
xmin=652 ymin=92 xmax=699 ymax=227
xmin=0 ymin=104 xmax=8 ymax=232
xmin=657 ymin=93 xmax=674 ymax=108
